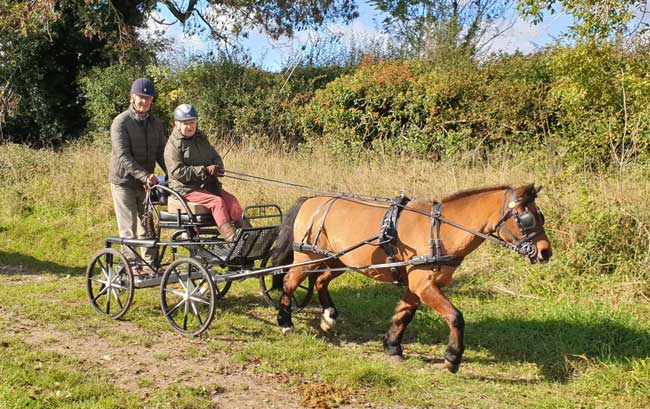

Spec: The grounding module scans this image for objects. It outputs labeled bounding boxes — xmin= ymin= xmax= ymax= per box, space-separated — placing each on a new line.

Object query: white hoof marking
xmin=320 ymin=309 xmax=336 ymax=332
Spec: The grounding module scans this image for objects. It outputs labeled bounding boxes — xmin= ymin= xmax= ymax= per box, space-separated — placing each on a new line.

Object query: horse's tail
xmin=272 ymin=196 xmax=309 ymax=268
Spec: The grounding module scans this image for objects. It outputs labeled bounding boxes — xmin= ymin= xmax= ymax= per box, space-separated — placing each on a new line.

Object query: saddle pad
xmin=167 ymin=195 xmax=210 ymax=215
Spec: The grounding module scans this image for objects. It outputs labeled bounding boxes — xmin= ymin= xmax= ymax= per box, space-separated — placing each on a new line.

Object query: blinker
xmin=517 ymin=208 xmax=536 ymax=230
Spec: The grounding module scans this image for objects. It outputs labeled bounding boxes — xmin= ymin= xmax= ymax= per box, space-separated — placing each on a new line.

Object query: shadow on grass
xmin=295 ymin=281 xmax=650 ymax=383
xmin=0 ymin=250 xmax=83 ymax=275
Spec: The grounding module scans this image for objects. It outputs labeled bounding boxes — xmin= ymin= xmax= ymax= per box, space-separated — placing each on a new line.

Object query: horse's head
xmin=494 ymin=184 xmax=552 ymax=264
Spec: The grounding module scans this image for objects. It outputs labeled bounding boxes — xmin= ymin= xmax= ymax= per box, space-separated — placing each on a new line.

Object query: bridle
xmin=492 ymin=189 xmax=545 ymax=258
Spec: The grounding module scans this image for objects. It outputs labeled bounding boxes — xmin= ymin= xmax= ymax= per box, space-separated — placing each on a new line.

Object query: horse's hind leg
xmin=315 ymin=265 xmax=343 ymax=332
xmin=383 ymin=290 xmax=421 ymax=360
xmin=409 ymin=269 xmax=465 ymax=373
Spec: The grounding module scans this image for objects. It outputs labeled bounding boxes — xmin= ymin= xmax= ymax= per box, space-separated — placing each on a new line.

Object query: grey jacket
xmin=164 ymin=128 xmax=224 ymax=196
xmin=109 ymin=107 xmax=167 ymax=187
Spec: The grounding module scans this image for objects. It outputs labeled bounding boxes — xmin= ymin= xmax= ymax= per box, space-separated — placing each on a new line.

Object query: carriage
xmin=87 ymin=179 xmax=552 ymax=373
xmin=85 ymin=184 xmax=314 ymax=336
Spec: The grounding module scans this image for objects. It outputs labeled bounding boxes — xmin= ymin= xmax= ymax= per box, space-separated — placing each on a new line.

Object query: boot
xmin=218 ymin=220 xmax=238 ymax=241
xmin=235 ymin=217 xmax=252 ymax=229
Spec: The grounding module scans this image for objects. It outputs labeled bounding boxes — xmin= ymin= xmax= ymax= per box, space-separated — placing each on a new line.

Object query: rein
xmin=221 ymin=170 xmax=540 ymax=271
xmin=222 ymin=170 xmax=396 ymax=203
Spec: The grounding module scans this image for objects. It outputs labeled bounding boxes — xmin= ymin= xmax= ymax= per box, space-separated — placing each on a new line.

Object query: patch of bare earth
xmin=3 ymin=273 xmax=372 ymax=408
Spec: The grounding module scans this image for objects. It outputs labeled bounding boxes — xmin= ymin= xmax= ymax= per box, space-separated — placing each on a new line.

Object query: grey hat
xmin=131 ymin=78 xmax=156 ymax=97
xmin=173 ymin=104 xmax=199 ymax=122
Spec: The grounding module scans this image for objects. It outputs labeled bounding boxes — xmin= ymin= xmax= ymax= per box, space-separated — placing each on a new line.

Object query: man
xmin=109 ymin=78 xmax=166 ymax=269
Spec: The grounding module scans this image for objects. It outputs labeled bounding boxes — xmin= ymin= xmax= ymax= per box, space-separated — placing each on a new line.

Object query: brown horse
xmin=271 ymin=184 xmax=552 ymax=373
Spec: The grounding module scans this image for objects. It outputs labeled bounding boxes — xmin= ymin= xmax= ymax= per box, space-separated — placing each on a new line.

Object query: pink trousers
xmin=184 ymin=189 xmax=243 ymax=227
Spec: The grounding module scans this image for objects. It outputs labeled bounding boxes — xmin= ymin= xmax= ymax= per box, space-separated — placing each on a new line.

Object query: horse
xmin=271 ymin=184 xmax=552 ymax=373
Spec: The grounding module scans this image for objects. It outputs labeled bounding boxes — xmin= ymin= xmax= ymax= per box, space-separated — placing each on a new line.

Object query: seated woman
xmin=164 ymin=104 xmax=246 ymax=241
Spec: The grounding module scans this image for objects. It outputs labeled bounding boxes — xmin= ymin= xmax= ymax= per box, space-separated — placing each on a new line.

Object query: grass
xmin=0 ymin=140 xmax=649 ymax=408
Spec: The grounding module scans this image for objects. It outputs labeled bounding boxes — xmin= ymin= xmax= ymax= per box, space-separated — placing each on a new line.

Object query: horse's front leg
xmin=277 ymin=253 xmax=316 ymax=333
xmin=277 ymin=268 xmax=308 ymax=333
xmin=315 ymin=265 xmax=343 ymax=332
xmin=383 ymin=290 xmax=421 ymax=360
xmin=409 ymin=269 xmax=465 ymax=373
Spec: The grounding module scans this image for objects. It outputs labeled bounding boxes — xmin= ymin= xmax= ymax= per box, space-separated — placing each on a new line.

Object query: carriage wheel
xmin=259 ymin=262 xmax=314 ymax=312
xmin=86 ymin=248 xmax=134 ymax=319
xmin=160 ymin=258 xmax=217 ymax=336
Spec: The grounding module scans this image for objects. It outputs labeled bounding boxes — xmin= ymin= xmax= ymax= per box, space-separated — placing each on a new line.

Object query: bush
xmin=547 ymin=44 xmax=650 ymax=169
xmin=297 ymin=55 xmax=552 ymax=158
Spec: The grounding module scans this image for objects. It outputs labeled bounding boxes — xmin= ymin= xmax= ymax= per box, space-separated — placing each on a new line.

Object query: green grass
xmin=0 ymin=272 xmax=647 ymax=408
xmin=0 ymin=141 xmax=649 ymax=408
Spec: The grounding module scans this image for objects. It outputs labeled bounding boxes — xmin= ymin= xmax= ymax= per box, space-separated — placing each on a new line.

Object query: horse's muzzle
xmin=537 ymin=248 xmax=552 ymax=263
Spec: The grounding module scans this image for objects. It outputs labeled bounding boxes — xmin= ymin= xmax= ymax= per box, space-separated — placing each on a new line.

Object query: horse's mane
xmin=441 ymin=184 xmax=539 ymax=204
xmin=442 ymin=185 xmax=511 ymax=203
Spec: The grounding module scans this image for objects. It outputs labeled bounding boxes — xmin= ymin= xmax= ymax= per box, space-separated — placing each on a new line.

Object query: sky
xmin=141 ymin=1 xmax=574 ymax=71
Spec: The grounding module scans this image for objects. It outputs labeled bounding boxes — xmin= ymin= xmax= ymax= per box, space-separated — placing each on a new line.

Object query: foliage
xmin=158 ymin=0 xmax=359 ymax=43
xmin=298 ymin=55 xmax=551 ymax=158
xmin=370 ymin=0 xmax=514 ymax=59
xmin=80 ymin=58 xmax=349 ymax=146
xmin=546 ymin=43 xmax=650 ymax=168
xmin=517 ymin=0 xmax=648 ymax=43
xmin=0 ymin=0 xmax=157 ymax=145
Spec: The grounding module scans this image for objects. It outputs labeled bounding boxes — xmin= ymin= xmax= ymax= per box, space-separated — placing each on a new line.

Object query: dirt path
xmin=9 ymin=316 xmax=305 ymax=408
xmin=2 ymin=271 xmax=368 ymax=409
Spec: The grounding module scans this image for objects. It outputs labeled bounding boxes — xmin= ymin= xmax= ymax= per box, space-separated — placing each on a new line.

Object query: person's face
xmin=176 ymin=120 xmax=198 ymax=137
xmin=130 ymin=94 xmax=153 ymax=113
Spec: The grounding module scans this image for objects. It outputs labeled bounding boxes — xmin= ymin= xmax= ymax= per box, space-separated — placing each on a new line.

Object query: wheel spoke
xmin=111 ymin=287 xmax=124 ymax=310
xmin=97 ymin=259 xmax=110 ymax=281
xmin=188 ymin=294 xmax=211 ymax=305
xmin=189 ymin=278 xmax=208 ymax=297
xmin=163 ymin=287 xmax=187 ymax=298
xmin=183 ymin=300 xmax=189 ymax=330
xmin=92 ymin=285 xmax=109 ymax=302
xmin=106 ymin=288 xmax=111 ymax=314
xmin=172 ymin=269 xmax=187 ymax=292
xmin=165 ymin=299 xmax=185 ymax=318
xmin=190 ymin=301 xmax=204 ymax=326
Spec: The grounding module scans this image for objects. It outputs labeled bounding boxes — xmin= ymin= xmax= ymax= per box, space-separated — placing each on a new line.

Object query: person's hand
xmin=146 ymin=174 xmax=159 ymax=185
xmin=206 ymin=165 xmax=220 ymax=177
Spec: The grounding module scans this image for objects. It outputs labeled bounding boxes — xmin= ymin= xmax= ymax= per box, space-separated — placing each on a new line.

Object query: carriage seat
xmin=158 ymin=195 xmax=216 ymax=226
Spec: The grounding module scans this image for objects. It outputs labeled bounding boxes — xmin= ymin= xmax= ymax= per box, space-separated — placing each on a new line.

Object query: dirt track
xmin=2 ymin=270 xmax=369 ymax=409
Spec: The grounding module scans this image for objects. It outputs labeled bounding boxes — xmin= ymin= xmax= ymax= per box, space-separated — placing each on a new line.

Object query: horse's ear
xmin=518 ymin=183 xmax=539 ymax=204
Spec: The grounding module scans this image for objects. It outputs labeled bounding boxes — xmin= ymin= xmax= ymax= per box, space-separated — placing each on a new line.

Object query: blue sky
xmin=142 ymin=1 xmax=573 ymax=71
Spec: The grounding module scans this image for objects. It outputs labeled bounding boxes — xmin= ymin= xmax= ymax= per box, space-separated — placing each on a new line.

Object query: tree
xmin=517 ymin=0 xmax=649 ymax=43
xmin=368 ymin=0 xmax=513 ymax=59
xmin=0 ymin=0 xmax=157 ymax=145
xmin=155 ymin=0 xmax=359 ymax=44
xmin=0 ymin=0 xmax=361 ymax=145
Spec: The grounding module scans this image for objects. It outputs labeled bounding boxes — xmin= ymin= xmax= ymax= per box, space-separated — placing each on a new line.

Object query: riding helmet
xmin=173 ymin=104 xmax=199 ymax=122
xmin=130 ymin=78 xmax=156 ymax=97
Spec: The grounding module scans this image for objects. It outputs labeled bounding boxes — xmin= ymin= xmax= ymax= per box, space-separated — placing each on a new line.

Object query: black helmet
xmin=130 ymin=78 xmax=156 ymax=97
xmin=173 ymin=104 xmax=199 ymax=121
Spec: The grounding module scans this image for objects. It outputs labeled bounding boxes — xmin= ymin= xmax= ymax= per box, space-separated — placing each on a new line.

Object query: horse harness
xmin=292 ymin=195 xmax=465 ymax=284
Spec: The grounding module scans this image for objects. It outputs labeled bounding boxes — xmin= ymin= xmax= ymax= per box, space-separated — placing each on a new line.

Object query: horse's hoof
xmin=320 ymin=309 xmax=336 ymax=332
xmin=444 ymin=359 xmax=460 ymax=373
xmin=281 ymin=326 xmax=294 ymax=335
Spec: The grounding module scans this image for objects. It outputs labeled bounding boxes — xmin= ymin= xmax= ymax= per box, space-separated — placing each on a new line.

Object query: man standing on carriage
xmin=109 ymin=78 xmax=167 ymax=270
